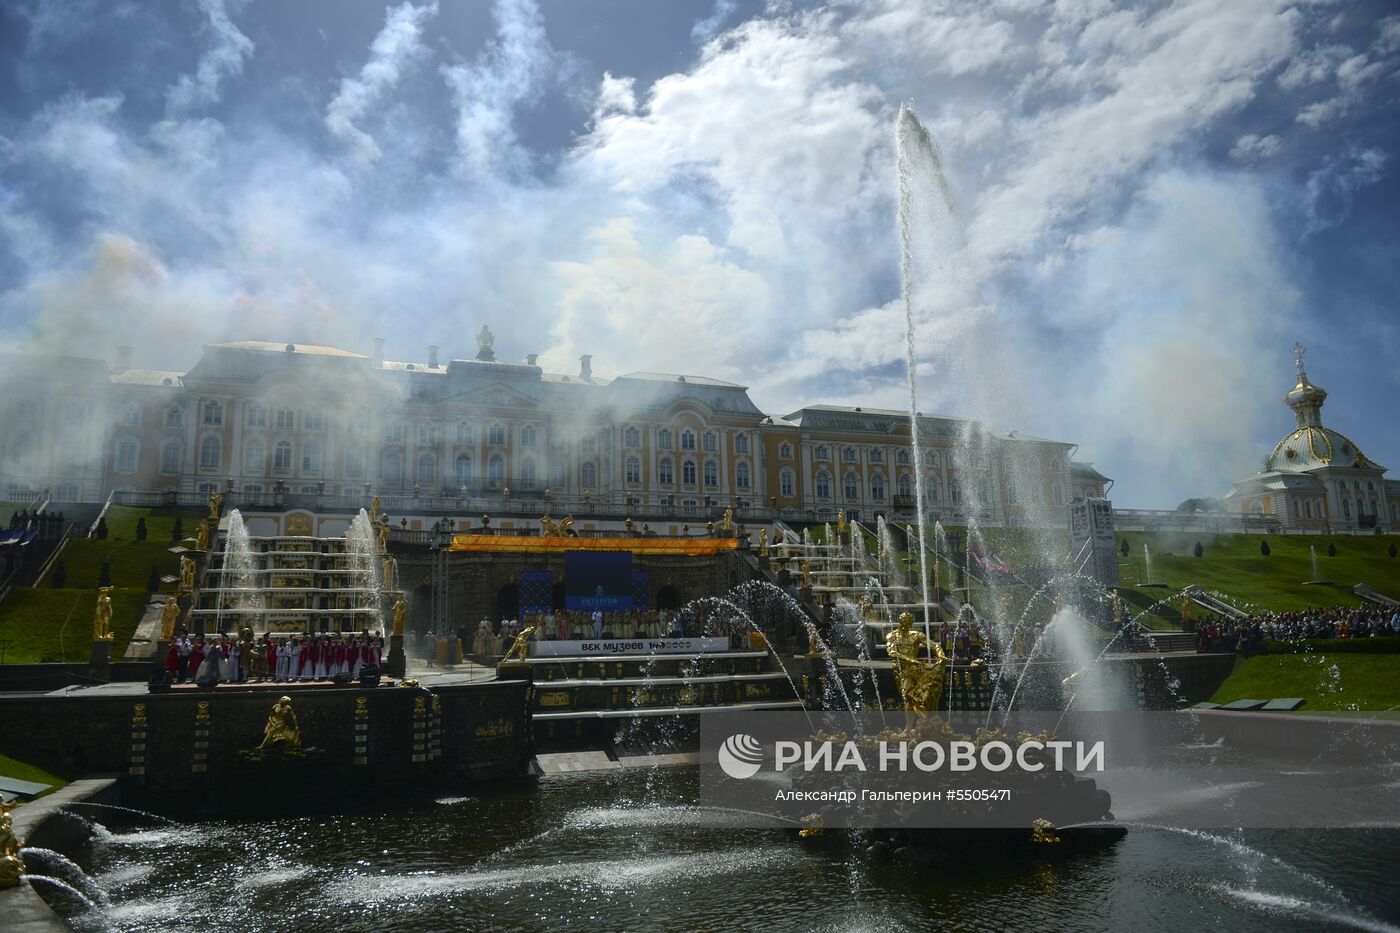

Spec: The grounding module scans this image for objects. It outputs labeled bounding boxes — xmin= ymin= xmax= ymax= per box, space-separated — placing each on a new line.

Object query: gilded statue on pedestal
xmin=93 ymin=586 xmax=115 ymax=641
xmin=207 ymin=490 xmax=222 ymax=521
xmin=376 ymin=521 xmax=389 ymax=553
xmin=370 ymin=496 xmax=381 ymax=521
xmin=159 ymin=595 xmax=182 ymax=640
xmin=758 ymin=528 xmax=768 ymax=557
xmin=180 ymin=555 xmax=196 ymax=589
xmin=257 ymin=696 xmax=301 ymax=750
xmin=885 ymin=611 xmax=948 ymax=713
xmin=0 ymin=799 xmax=25 ymax=887
xmin=837 ymin=511 xmax=847 ymax=536
xmin=800 ymin=560 xmax=811 ymax=589
xmin=392 ymin=595 xmax=406 ymax=636
xmin=720 ymin=507 xmax=735 ymax=533
xmin=195 ymin=520 xmax=209 ymax=551
xmin=383 ymin=556 xmax=395 ymax=588
xmin=499 ymin=624 xmax=537 ymax=666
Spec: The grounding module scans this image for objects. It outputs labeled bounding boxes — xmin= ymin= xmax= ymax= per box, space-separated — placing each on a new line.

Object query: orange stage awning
xmin=447 ymin=534 xmax=739 ymax=556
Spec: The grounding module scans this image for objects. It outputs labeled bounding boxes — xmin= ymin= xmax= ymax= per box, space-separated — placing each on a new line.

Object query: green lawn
xmin=0 ymin=751 xmax=70 ymax=798
xmin=42 ymin=505 xmax=205 ymax=593
xmin=0 ymin=587 xmax=149 ymax=662
xmin=1210 ymin=653 xmax=1400 ymax=712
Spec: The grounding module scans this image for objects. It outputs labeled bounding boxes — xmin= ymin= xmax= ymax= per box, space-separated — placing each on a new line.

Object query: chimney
xmin=579 ymin=354 xmax=593 ymax=382
xmin=113 ymin=345 xmax=133 ymax=374
xmin=372 ymin=336 xmax=384 ymax=367
xmin=428 ymin=344 xmax=439 ymax=368
xmin=526 ymin=354 xmax=538 ymax=367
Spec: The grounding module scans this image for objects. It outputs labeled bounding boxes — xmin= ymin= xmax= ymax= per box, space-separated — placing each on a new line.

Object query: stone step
xmin=538 ymin=671 xmax=792 ymax=689
xmin=532 ymin=699 xmax=805 ymax=721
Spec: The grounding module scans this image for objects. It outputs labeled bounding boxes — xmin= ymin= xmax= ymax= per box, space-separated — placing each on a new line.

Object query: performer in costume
xmin=298 ymin=636 xmax=314 ymax=681
xmin=188 ymin=637 xmax=205 ymax=681
xmin=334 ymin=636 xmax=348 ymax=677
xmin=370 ymin=636 xmax=382 ymax=668
xmin=175 ymin=634 xmax=192 ymax=683
xmin=275 ymin=639 xmax=289 ymax=682
xmin=195 ymin=641 xmax=223 ymax=686
xmin=164 ymin=641 xmax=180 ymax=680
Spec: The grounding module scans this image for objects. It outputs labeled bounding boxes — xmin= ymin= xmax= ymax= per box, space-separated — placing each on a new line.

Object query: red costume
xmin=164 ymin=643 xmax=179 ymax=674
xmin=299 ymin=638 xmax=314 ymax=677
xmin=264 ymin=638 xmax=276 ymax=673
xmin=189 ymin=642 xmax=205 ymax=675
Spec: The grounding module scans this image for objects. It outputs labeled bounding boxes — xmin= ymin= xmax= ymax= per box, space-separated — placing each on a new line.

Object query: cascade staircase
xmin=1354 ymin=583 xmax=1400 ymax=608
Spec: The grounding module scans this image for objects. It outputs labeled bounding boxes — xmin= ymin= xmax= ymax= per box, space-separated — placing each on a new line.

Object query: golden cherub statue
xmin=0 ymin=799 xmax=24 ymax=888
xmin=257 ymin=696 xmax=301 ymax=750
xmin=392 ymin=595 xmax=406 ymax=636
xmin=720 ymin=507 xmax=735 ymax=533
xmin=93 ymin=586 xmax=115 ymax=641
xmin=800 ymin=560 xmax=811 ymax=589
xmin=207 ymin=490 xmax=222 ymax=521
xmin=498 ymin=624 xmax=537 ymax=666
xmin=884 ymin=611 xmax=948 ymax=714
xmin=180 ymin=555 xmax=196 ymax=589
xmin=159 ymin=595 xmax=182 ymax=640
xmin=376 ymin=521 xmax=389 ymax=553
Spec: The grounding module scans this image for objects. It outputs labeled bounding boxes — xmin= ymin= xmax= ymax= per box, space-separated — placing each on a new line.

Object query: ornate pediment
xmin=456 ymin=383 xmax=541 ymax=409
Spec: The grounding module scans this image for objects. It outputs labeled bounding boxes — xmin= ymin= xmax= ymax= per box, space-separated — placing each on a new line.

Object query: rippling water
xmin=76 ymin=767 xmax=1400 ymax=933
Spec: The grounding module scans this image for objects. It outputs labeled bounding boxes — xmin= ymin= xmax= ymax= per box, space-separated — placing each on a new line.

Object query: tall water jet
xmin=223 ymin=510 xmax=262 ymax=615
xmin=346 ymin=509 xmax=381 ymax=609
xmin=1143 ymin=543 xmax=1153 ymax=585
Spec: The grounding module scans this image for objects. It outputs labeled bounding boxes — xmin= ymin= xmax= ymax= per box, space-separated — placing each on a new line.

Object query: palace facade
xmin=1226 ymin=345 xmax=1398 ymax=532
xmin=0 ymin=331 xmax=1108 ymax=525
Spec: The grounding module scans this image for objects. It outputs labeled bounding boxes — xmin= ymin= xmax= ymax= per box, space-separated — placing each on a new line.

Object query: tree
xmin=1193 ymin=541 xmax=1204 ymax=558
xmin=1176 ymin=497 xmax=1225 ymax=513
xmin=1327 ymin=542 xmax=1337 ymax=557
xmin=171 ymin=517 xmax=183 ymax=542
xmin=95 ymin=517 xmax=108 ymax=540
xmin=1120 ymin=539 xmax=1129 ymax=557
xmin=1260 ymin=539 xmax=1270 ymax=556
xmin=146 ymin=563 xmax=160 ymax=593
xmin=98 ymin=560 xmax=111 ymax=587
xmin=51 ymin=561 xmax=66 ymax=588
xmin=135 ymin=517 xmax=147 ymax=541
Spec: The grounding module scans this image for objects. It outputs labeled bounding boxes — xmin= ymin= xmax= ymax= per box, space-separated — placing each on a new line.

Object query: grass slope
xmin=0 ymin=751 xmax=70 ymax=798
xmin=1210 ymin=653 xmax=1400 ymax=712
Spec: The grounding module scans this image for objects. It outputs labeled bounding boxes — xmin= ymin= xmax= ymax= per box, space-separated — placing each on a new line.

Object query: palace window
xmin=302 ymin=441 xmax=322 ymax=473
xmin=199 ymin=435 xmax=222 ymax=469
xmin=624 ymin=426 xmax=641 ymax=448
xmin=489 ymin=423 xmax=506 ymax=446
xmin=681 ymin=430 xmax=696 ymax=451
xmin=779 ymin=442 xmax=793 ymax=459
xmin=1050 ymin=458 xmax=1062 ymax=473
xmin=580 ymin=435 xmax=596 ymax=454
xmin=682 ymin=460 xmax=697 ymax=485
xmin=735 ymin=434 xmax=749 ymax=454
xmin=521 ymin=425 xmax=538 ymax=448
xmin=843 ymin=447 xmax=856 ymax=462
xmin=118 ymin=403 xmax=141 ymax=427
xmin=196 ymin=482 xmax=220 ymax=498
xmin=159 ymin=440 xmax=181 ymax=475
xmin=551 ymin=461 xmax=566 ymax=488
xmin=626 ymin=457 xmax=641 ymax=484
xmin=418 ymin=423 xmax=437 ymax=445
xmin=1343 ymin=499 xmax=1352 ymax=519
xmin=114 ymin=437 xmax=139 ymax=473
xmin=417 ymin=453 xmax=435 ymax=485
xmin=202 ymin=401 xmax=222 ymax=426
xmin=243 ymin=439 xmax=265 ymax=472
xmin=345 ymin=449 xmax=364 ymax=477
xmin=488 ymin=455 xmax=505 ymax=488
xmin=165 ymin=406 xmax=184 ymax=428
xmin=871 ymin=473 xmax=886 ymax=501
xmin=273 ymin=441 xmax=293 ymax=471
xmin=1053 ymin=485 xmax=1064 ymax=505
xmin=815 ymin=471 xmax=831 ymax=498
xmin=736 ymin=462 xmax=751 ymax=489
xmin=659 ymin=458 xmax=674 ymax=485
xmin=580 ymin=462 xmax=597 ymax=490
xmin=779 ymin=469 xmax=794 ymax=497
xmin=897 ymin=474 xmax=912 ymax=498
xmin=703 ymin=460 xmax=718 ymax=487
xmin=814 ymin=445 xmax=829 ymax=460
xmin=520 ymin=457 xmax=538 ymax=488
xmin=950 ymin=479 xmax=962 ymax=504
xmin=304 ymin=410 xmax=323 ymax=432
xmin=703 ymin=432 xmax=717 ymax=452
xmin=380 ymin=449 xmax=402 ymax=484
xmin=383 ymin=423 xmax=404 ymax=443
xmin=275 ymin=408 xmax=295 ymax=430
xmin=454 ymin=454 xmax=472 ymax=487
xmin=926 ymin=476 xmax=940 ymax=502
xmin=844 ymin=472 xmax=859 ymax=499
xmin=658 ymin=429 xmax=673 ymax=450
xmin=456 ymin=422 xmax=475 ymax=444
xmin=246 ymin=405 xmax=266 ymax=428
xmin=870 ymin=449 xmax=883 ymax=464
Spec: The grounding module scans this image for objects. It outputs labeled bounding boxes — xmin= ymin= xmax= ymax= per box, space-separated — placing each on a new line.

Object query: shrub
xmin=1327 ymin=542 xmax=1337 ymax=557
xmin=171 ymin=517 xmax=183 ymax=542
xmin=1260 ymin=539 xmax=1270 ymax=556
xmin=135 ymin=517 xmax=147 ymax=542
xmin=50 ymin=561 xmax=66 ymax=588
xmin=1391 ymin=543 xmax=1397 ymax=558
xmin=146 ymin=563 xmax=160 ymax=593
xmin=95 ymin=517 xmax=108 ymax=540
xmin=1120 ymin=539 xmax=1129 ymax=557
xmin=98 ymin=560 xmax=111 ymax=587
xmin=1193 ymin=541 xmax=1204 ymax=558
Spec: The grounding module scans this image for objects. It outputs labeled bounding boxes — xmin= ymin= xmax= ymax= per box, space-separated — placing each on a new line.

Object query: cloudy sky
xmin=1 ymin=0 xmax=1397 ymax=508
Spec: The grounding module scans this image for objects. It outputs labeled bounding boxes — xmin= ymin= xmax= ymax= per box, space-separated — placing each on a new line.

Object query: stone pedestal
xmin=88 ymin=639 xmax=112 ymax=683
xmin=386 ymin=634 xmax=407 ymax=678
xmin=495 ymin=662 xmax=533 ymax=682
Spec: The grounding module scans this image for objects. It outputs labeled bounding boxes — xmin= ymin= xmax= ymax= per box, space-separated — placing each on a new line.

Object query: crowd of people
xmin=162 ymin=631 xmax=385 ymax=686
xmin=1194 ymin=605 xmax=1400 ymax=654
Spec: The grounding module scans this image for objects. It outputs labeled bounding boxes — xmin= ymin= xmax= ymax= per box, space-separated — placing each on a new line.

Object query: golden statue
xmin=0 ymin=799 xmax=24 ymax=888
xmin=758 ymin=528 xmax=768 ymax=557
xmin=800 ymin=560 xmax=811 ymax=589
xmin=499 ymin=624 xmax=537 ymax=665
xmin=720 ymin=507 xmax=735 ymax=533
xmin=93 ymin=586 xmax=115 ymax=641
xmin=370 ymin=496 xmax=381 ymax=521
xmin=392 ymin=595 xmax=406 ymax=636
xmin=257 ymin=696 xmax=301 ymax=750
xmin=195 ymin=520 xmax=209 ymax=551
xmin=382 ymin=556 xmax=395 ymax=587
xmin=540 ymin=514 xmax=558 ymax=536
xmin=207 ymin=490 xmax=222 ymax=521
xmin=376 ymin=521 xmax=389 ymax=553
xmin=884 ymin=611 xmax=948 ymax=713
xmin=557 ymin=516 xmax=575 ymax=535
xmin=180 ymin=555 xmax=196 ymax=589
xmin=159 ymin=595 xmax=182 ymax=640
xmin=837 ymin=511 xmax=847 ymax=535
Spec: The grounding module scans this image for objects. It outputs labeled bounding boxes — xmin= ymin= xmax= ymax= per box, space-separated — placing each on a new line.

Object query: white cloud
xmin=1229 ymin=133 xmax=1281 ymax=160
xmin=692 ymin=0 xmax=739 ymax=44
xmin=165 ymin=0 xmax=254 ymax=116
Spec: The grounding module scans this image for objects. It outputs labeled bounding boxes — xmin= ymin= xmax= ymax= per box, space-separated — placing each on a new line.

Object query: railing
xmin=87 ymin=491 xmax=115 ymax=539
xmin=1111 ymin=508 xmax=1279 ymax=533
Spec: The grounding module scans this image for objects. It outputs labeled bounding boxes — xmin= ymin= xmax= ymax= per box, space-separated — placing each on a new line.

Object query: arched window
xmin=844 ymin=472 xmax=859 ymax=499
xmin=455 ymin=454 xmax=472 ymax=487
xmin=927 ymin=476 xmax=939 ymax=502
xmin=682 ymin=460 xmax=697 ymax=485
xmin=1249 ymin=500 xmax=1264 ymax=515
xmin=681 ymin=430 xmax=696 ymax=450
xmin=703 ymin=460 xmax=718 ymax=486
xmin=202 ymin=401 xmax=223 ymax=426
xmin=1053 ymin=485 xmax=1064 ymax=505
xmin=488 ymin=423 xmax=505 ymax=445
xmin=779 ymin=442 xmax=793 ymax=459
xmin=658 ymin=429 xmax=673 ymax=450
xmin=1342 ymin=499 xmax=1351 ymax=519
xmin=736 ymin=462 xmax=751 ymax=489
xmin=815 ymin=471 xmax=831 ymax=498
xmin=488 ymin=455 xmax=505 ymax=488
xmin=1293 ymin=500 xmax=1301 ymax=519
xmin=302 ymin=441 xmax=322 ymax=473
xmin=926 ymin=450 xmax=939 ymax=468
xmin=272 ymin=441 xmax=292 ymax=471
xmin=456 ymin=422 xmax=474 ymax=444
xmin=521 ymin=456 xmax=537 ymax=488
xmin=950 ymin=479 xmax=962 ymax=504
xmin=897 ymin=474 xmax=912 ymax=498
xmin=779 ymin=469 xmax=794 ymax=497
xmin=625 ymin=457 xmax=641 ymax=484
xmin=416 ymin=453 xmax=435 ymax=484
xmin=380 ymin=449 xmax=402 ymax=484
xmin=521 ymin=425 xmax=538 ymax=447
xmin=624 ymin=426 xmax=641 ymax=448
xmin=115 ymin=436 xmax=139 ymax=473
xmin=659 ymin=458 xmax=674 ymax=485
xmin=735 ymin=434 xmax=749 ymax=453
xmin=160 ymin=440 xmax=182 ymax=475
xmin=551 ymin=460 xmax=566 ymax=488
xmin=345 ymin=449 xmax=364 ymax=477
xmin=165 ymin=406 xmax=184 ymax=428
xmin=703 ymin=432 xmax=716 ymax=452
xmin=244 ymin=439 xmax=265 ymax=472
xmin=199 ymin=435 xmax=221 ymax=469
xmin=580 ymin=462 xmax=597 ymax=489
xmin=871 ymin=473 xmax=886 ymax=501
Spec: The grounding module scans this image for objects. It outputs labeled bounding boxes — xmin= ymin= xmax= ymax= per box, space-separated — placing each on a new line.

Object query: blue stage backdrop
xmin=565 ymin=551 xmax=634 ymax=611
xmin=632 ymin=572 xmax=650 ymax=611
xmin=518 ymin=572 xmax=554 ymax=615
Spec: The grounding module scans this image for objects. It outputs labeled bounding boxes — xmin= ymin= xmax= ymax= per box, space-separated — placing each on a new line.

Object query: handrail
xmin=29 ymin=522 xmax=77 ymax=589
